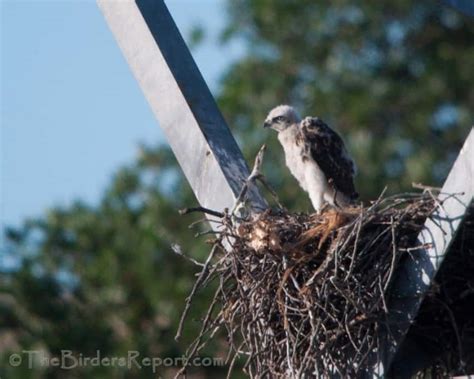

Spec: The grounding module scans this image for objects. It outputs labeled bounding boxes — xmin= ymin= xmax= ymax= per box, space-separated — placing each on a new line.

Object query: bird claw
xmin=318 ymin=203 xmax=331 ymax=215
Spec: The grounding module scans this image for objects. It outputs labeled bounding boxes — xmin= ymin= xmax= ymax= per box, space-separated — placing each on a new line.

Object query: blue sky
xmin=1 ymin=0 xmax=243 ymax=230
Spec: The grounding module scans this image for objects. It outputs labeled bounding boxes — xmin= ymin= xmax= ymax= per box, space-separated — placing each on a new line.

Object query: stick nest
xmin=176 ymin=192 xmax=439 ymax=378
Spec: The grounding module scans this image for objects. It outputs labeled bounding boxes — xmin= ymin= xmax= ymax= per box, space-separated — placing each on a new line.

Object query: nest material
xmin=175 ymin=192 xmax=438 ymax=378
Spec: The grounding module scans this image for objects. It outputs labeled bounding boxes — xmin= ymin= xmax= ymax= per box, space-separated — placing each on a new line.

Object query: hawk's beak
xmin=263 ymin=121 xmax=271 ymax=128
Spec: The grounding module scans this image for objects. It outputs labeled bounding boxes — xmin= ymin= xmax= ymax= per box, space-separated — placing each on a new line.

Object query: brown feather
xmin=300 ymin=117 xmax=358 ymax=201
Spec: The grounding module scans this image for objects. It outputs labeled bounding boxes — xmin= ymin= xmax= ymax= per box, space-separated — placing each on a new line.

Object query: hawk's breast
xmin=284 ymin=140 xmax=308 ymax=189
xmin=278 ymin=125 xmax=327 ymax=192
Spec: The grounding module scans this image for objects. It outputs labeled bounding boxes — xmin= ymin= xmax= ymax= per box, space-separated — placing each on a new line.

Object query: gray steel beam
xmin=379 ymin=128 xmax=474 ymax=376
xmin=97 ymin=0 xmax=266 ymax=215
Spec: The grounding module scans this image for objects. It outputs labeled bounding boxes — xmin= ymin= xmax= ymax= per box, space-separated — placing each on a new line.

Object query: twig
xmin=171 ymin=243 xmax=204 ymax=267
xmin=175 ymin=244 xmax=219 ymax=341
xmin=179 ymin=206 xmax=224 ymax=218
xmin=231 ymin=144 xmax=268 ymax=215
xmin=412 ymin=182 xmax=442 ymax=192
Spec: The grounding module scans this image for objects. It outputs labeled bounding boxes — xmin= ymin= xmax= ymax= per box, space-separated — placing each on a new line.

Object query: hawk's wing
xmin=300 ymin=117 xmax=358 ymax=200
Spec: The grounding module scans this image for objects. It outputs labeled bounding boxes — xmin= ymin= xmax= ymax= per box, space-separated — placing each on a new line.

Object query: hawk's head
xmin=263 ymin=105 xmax=301 ymax=132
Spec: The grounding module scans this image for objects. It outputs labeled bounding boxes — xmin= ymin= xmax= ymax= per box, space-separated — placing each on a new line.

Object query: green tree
xmin=219 ymin=1 xmax=473 ymax=206
xmin=1 ymin=146 xmax=225 ymax=378
xmin=2 ymin=1 xmax=473 ymax=378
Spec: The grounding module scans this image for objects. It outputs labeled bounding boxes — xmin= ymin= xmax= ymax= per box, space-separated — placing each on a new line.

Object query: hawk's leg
xmin=308 ymin=190 xmax=325 ymax=214
xmin=304 ymin=165 xmax=327 ymax=214
xmin=320 ymin=202 xmax=331 ymax=213
xmin=332 ymin=188 xmax=341 ymax=209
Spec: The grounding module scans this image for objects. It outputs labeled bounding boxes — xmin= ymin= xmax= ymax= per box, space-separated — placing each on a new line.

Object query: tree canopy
xmin=1 ymin=1 xmax=473 ymax=378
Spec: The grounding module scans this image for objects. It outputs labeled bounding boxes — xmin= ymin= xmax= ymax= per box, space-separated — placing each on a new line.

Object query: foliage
xmin=1 ymin=146 xmax=225 ymax=378
xmin=1 ymin=1 xmax=473 ymax=378
xmin=219 ymin=0 xmax=473 ymax=204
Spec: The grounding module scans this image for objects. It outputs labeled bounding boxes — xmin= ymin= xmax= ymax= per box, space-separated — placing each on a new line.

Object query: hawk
xmin=263 ymin=105 xmax=358 ymax=212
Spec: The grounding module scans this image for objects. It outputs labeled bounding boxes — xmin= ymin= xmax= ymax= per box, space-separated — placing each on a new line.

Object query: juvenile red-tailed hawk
xmin=264 ymin=105 xmax=358 ymax=212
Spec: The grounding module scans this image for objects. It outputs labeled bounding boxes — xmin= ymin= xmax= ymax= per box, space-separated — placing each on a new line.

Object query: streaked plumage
xmin=264 ymin=105 xmax=358 ymax=212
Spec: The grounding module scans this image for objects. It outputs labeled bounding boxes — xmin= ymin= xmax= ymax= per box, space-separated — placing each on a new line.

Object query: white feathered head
xmin=263 ymin=105 xmax=301 ymax=132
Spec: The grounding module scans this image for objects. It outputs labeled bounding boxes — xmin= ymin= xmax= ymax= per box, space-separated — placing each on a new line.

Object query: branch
xmin=179 ymin=206 xmax=224 ymax=218
xmin=231 ymin=144 xmax=281 ymax=214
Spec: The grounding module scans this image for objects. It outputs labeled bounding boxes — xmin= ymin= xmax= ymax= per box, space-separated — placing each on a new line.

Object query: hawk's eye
xmin=274 ymin=116 xmax=286 ymax=122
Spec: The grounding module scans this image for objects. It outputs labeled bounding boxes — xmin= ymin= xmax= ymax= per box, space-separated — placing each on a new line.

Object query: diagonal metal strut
xmin=380 ymin=128 xmax=474 ymax=376
xmin=97 ymin=0 xmax=266 ymax=216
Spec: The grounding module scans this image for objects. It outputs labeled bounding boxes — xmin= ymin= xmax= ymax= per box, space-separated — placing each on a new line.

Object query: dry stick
xmin=175 ymin=289 xmax=221 ymax=379
xmin=171 ymin=243 xmax=205 ymax=267
xmin=256 ymin=175 xmax=285 ymax=209
xmin=226 ymin=341 xmax=246 ymax=379
xmin=329 ymin=277 xmax=363 ymax=314
xmin=345 ymin=216 xmax=363 ymax=281
xmin=412 ymin=182 xmax=442 ymax=192
xmin=231 ymin=144 xmax=267 ymax=215
xmin=230 ymin=140 xmax=284 ymax=216
xmin=179 ymin=206 xmax=225 ymax=218
xmin=344 ymin=312 xmax=362 ymax=354
xmin=188 ymin=217 xmax=222 ymax=229
xmin=175 ymin=243 xmax=219 ymax=341
xmin=384 ymin=218 xmax=398 ymax=292
xmin=412 ymin=182 xmax=446 ymax=211
xmin=377 ymin=278 xmax=389 ymax=314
